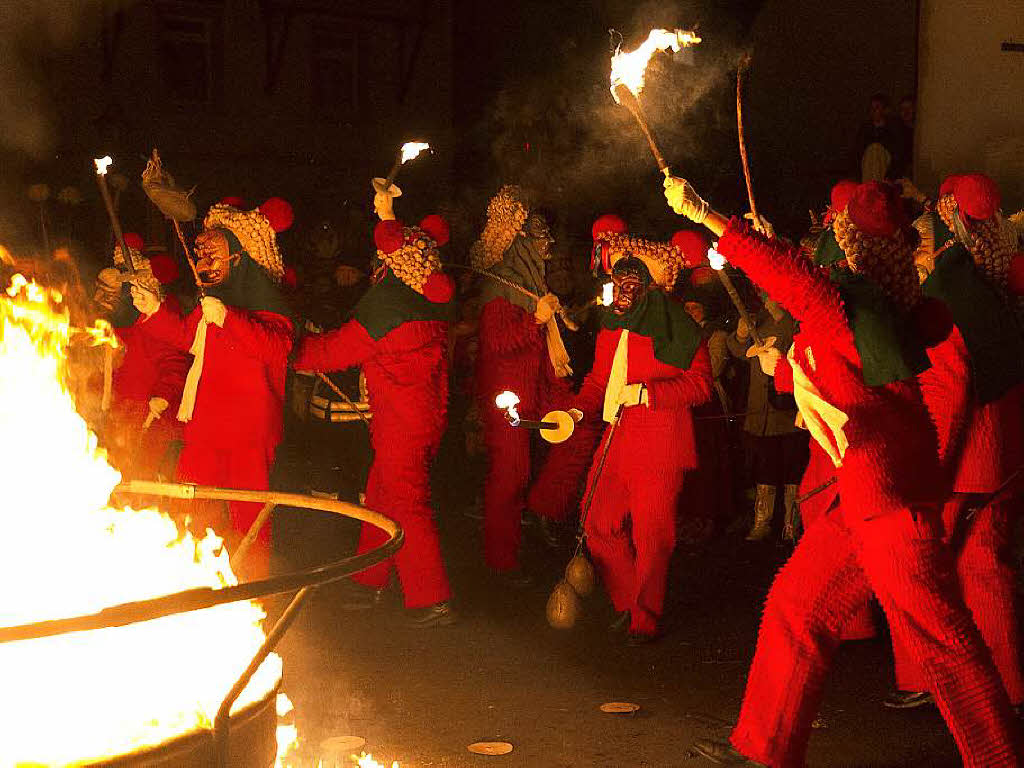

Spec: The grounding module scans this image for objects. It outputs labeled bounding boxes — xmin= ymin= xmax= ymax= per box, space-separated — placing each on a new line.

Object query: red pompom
xmin=283 ymin=265 xmax=298 ymax=289
xmin=148 ymin=253 xmax=179 ymax=285
xmin=848 ymin=181 xmax=904 ymax=237
xmin=422 ymin=271 xmax=454 ymax=304
xmin=954 ymin=173 xmax=1000 ymax=221
xmin=259 ymin=197 xmax=294 ymax=233
xmin=1007 ymin=254 xmax=1024 ymax=297
xmin=219 ymin=196 xmax=245 ymax=208
xmin=671 ymin=229 xmax=710 ymax=268
xmin=913 ymin=296 xmax=954 ymax=348
xmin=122 ymin=232 xmax=144 ymax=251
xmin=592 ymin=214 xmax=628 ymax=241
xmin=690 ymin=266 xmax=715 ymax=287
xmin=374 ymin=219 xmax=405 ymax=253
xmin=830 ymin=180 xmax=858 ymax=214
xmin=419 ymin=214 xmax=450 ymax=246
xmin=938 ymin=174 xmax=962 ymax=199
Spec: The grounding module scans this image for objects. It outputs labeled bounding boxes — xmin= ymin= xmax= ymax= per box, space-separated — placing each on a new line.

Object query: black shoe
xmin=883 ymin=689 xmax=934 ymax=709
xmin=406 ymin=601 xmax=457 ymax=628
xmin=609 ymin=610 xmax=630 ymax=635
xmin=690 ymin=739 xmax=765 ymax=766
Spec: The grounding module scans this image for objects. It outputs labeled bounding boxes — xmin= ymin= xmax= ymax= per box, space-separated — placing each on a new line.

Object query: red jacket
xmin=476 ymin=297 xmax=569 ymax=419
xmin=572 ymin=328 xmax=712 ymax=471
xmin=719 ymin=219 xmax=942 ymax=515
xmin=114 ymin=297 xmax=190 ymax=410
xmin=143 ymin=303 xmax=293 ymax=450
xmin=295 ymin=319 xmax=449 ymax=448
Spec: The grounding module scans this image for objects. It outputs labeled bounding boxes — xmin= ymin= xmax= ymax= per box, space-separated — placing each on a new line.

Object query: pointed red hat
xmin=953 ymin=173 xmax=1000 ymax=221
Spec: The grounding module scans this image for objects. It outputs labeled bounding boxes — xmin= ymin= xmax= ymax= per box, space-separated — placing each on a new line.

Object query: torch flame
xmin=495 ymin=390 xmax=521 ymax=423
xmin=610 ymin=28 xmax=702 ymax=101
xmin=0 ymin=273 xmax=284 ymax=764
xmin=355 ymin=753 xmax=400 ymax=768
xmin=400 ymin=142 xmax=430 ymax=164
xmin=94 ymin=155 xmax=113 ymax=176
xmin=598 ymin=281 xmax=614 ymax=306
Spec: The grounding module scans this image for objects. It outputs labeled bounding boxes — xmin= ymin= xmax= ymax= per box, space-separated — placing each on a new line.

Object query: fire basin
xmin=90 ymin=684 xmax=279 ymax=768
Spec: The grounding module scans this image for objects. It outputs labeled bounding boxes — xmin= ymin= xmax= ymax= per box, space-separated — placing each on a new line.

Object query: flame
xmin=610 ymin=28 xmax=701 ymax=101
xmin=94 ymin=155 xmax=113 ymax=176
xmin=276 ymin=693 xmax=299 ymax=767
xmin=495 ymin=390 xmax=521 ymax=424
xmin=598 ymin=281 xmax=614 ymax=306
xmin=400 ymin=142 xmax=430 ymax=164
xmin=0 ymin=274 xmax=283 ymax=764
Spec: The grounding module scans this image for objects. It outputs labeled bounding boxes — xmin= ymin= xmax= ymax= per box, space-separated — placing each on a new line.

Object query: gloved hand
xmin=148 ymin=397 xmax=169 ymax=422
xmin=756 ymin=346 xmax=782 ymax=376
xmin=617 ymin=382 xmax=649 ymax=407
xmin=663 ymin=176 xmax=710 ymax=224
xmin=201 ymin=296 xmax=227 ymax=328
xmin=743 ymin=212 xmax=776 ymax=238
xmin=707 ymin=246 xmax=727 ymax=271
xmin=534 ymin=292 xmax=561 ymax=324
xmin=568 ymin=408 xmax=583 ymax=422
xmin=736 ymin=316 xmax=750 ymax=341
xmin=130 ymin=282 xmax=160 ymax=317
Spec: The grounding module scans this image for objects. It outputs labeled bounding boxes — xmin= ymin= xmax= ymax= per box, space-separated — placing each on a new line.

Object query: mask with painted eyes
xmin=610 ymin=255 xmax=651 ymax=315
xmin=194 ymin=229 xmax=241 ymax=286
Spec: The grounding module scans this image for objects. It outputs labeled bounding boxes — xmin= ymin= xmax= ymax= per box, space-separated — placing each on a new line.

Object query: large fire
xmin=0 ymin=275 xmax=284 ymax=764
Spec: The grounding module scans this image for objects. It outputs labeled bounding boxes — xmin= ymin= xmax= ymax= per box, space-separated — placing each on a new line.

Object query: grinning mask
xmin=610 ymin=255 xmax=651 ymax=315
xmin=194 ymin=229 xmax=242 ymax=286
xmin=524 ymin=214 xmax=554 ymax=260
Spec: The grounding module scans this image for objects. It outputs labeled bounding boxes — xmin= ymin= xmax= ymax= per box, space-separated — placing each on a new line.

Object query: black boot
xmin=691 ymin=739 xmax=766 ymax=766
xmin=405 ymin=601 xmax=458 ymax=628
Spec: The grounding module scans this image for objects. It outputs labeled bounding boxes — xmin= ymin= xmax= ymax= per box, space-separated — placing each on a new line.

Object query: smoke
xmin=0 ymin=0 xmax=108 ymax=157
xmin=474 ymin=1 xmax=751 ymax=249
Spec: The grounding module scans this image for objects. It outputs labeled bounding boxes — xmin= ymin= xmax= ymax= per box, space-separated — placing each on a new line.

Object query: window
xmin=158 ymin=8 xmax=220 ymax=103
xmin=312 ymin=26 xmax=358 ymax=113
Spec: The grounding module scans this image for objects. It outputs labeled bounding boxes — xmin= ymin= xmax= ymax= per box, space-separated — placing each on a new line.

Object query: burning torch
xmin=494 ymin=390 xmax=577 ymax=444
xmin=610 ymin=28 xmax=701 ymax=178
xmin=378 ymin=141 xmax=431 ymax=194
xmin=94 ymin=155 xmax=135 ymax=273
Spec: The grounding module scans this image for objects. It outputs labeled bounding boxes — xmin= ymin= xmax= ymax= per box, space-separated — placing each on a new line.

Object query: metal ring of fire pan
xmin=86 ymin=682 xmax=280 ymax=768
xmin=0 ymin=482 xmax=403 ymax=768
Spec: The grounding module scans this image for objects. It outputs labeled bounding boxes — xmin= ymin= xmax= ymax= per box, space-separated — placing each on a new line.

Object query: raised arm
xmin=222 ymin=308 xmax=294 ymax=363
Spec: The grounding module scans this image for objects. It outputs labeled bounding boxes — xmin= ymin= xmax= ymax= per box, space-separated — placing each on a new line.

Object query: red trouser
xmin=176 ymin=440 xmax=274 ymax=581
xmin=351 ymin=438 xmax=450 ymax=609
xmin=482 ymin=405 xmax=532 ymax=571
xmin=583 ymin=429 xmax=685 ymax=637
xmin=731 ymin=506 xmax=1019 ymax=768
xmin=528 ymin=419 xmax=603 ymax=524
xmin=892 ymin=497 xmax=1023 ymax=704
xmin=107 ymin=400 xmax=179 ymax=480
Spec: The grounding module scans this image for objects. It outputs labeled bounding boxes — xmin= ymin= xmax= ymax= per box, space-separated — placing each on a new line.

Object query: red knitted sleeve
xmin=222 ymin=308 xmax=294 ymax=363
xmin=646 ymin=341 xmax=713 ymax=410
xmin=478 ymin=297 xmax=543 ymax=356
xmin=717 ymin=219 xmax=852 ymax=345
xmin=294 ymin=319 xmax=378 ymax=373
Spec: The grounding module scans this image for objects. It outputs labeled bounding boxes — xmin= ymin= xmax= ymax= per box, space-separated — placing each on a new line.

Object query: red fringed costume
xmin=294 ymin=217 xmax=455 ymax=609
xmin=718 ymin=218 xmax=1019 ymax=768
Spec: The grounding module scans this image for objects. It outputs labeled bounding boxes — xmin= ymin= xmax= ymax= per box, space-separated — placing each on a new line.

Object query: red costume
xmin=715 ymin=206 xmax=1018 ymax=766
xmin=137 ymin=200 xmax=295 ymax=580
xmin=887 ymin=173 xmax=1024 ymax=706
xmin=294 ymin=217 xmax=455 ymax=610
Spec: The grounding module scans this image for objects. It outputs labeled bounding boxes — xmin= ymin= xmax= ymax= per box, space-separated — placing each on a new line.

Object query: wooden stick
xmin=613 ymin=84 xmax=671 ymax=177
xmin=231 ymin=502 xmax=276 ymax=570
xmin=172 ymin=219 xmax=205 ymax=297
xmin=715 ymin=267 xmax=763 ymax=346
xmin=95 ymin=171 xmax=135 ymax=273
xmin=736 ymin=55 xmax=758 ymax=219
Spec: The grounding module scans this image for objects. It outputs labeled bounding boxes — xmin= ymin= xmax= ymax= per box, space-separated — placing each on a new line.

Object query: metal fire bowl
xmin=87 ymin=683 xmax=279 ymax=768
xmin=0 ymin=482 xmax=404 ymax=768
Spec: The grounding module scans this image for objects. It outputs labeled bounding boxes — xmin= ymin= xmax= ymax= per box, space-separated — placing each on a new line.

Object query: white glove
xmin=148 ymin=397 xmax=169 ymax=421
xmin=743 ymin=212 xmax=776 ymax=239
xmin=130 ymin=282 xmax=160 ymax=317
xmin=534 ymin=293 xmax=561 ymax=324
xmin=756 ymin=346 xmax=782 ymax=376
xmin=707 ymin=245 xmax=727 ymax=271
xmin=201 ymin=296 xmax=227 ymax=328
xmin=664 ymin=176 xmax=710 ymax=224
xmin=617 ymin=382 xmax=649 ymax=408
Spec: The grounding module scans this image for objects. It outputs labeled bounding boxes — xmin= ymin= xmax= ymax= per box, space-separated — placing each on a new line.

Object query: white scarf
xmin=788 ymin=344 xmax=849 ymax=468
xmin=603 ymin=330 xmax=629 ymax=423
xmin=177 ymin=318 xmax=208 ymax=423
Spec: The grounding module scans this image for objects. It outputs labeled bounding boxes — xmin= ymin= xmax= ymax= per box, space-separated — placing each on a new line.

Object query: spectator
xmin=854 ymin=92 xmax=898 ymax=182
